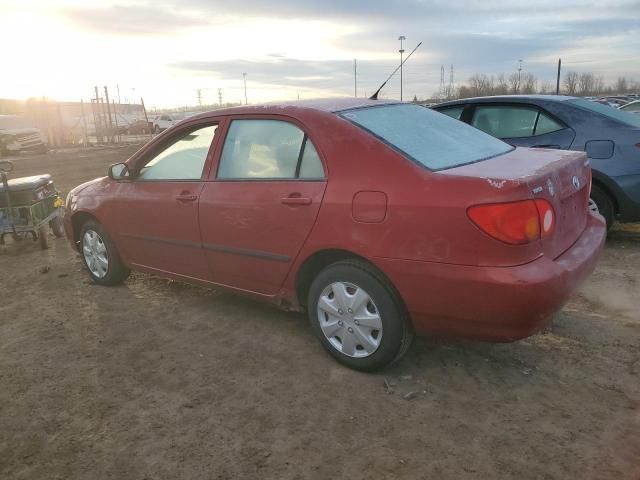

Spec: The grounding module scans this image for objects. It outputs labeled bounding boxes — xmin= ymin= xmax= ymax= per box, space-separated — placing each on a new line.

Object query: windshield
xmin=340 ymin=104 xmax=513 ymax=170
xmin=567 ymin=98 xmax=640 ymax=127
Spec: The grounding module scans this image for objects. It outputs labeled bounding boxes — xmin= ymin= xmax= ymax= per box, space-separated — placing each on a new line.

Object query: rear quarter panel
xmin=282 ymin=113 xmax=547 ymax=302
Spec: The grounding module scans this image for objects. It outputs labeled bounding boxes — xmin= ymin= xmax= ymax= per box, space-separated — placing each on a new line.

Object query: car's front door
xmin=469 ymin=104 xmax=575 ymax=148
xmin=111 ymin=122 xmax=219 ymax=280
xmin=198 ymin=117 xmax=327 ymax=295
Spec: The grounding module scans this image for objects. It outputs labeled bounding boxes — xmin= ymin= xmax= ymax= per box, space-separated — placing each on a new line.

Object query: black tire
xmin=79 ymin=219 xmax=130 ymax=286
xmin=51 ymin=215 xmax=65 ymax=238
xmin=307 ymin=260 xmax=414 ymax=371
xmin=154 ymin=125 xmax=161 ymax=134
xmin=590 ymin=185 xmax=614 ymax=230
xmin=38 ymin=225 xmax=49 ymax=249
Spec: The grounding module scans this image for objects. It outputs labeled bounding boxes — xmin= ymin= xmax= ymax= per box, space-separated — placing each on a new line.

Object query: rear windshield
xmin=340 ymin=104 xmax=513 ymax=170
xmin=567 ymin=98 xmax=640 ymax=127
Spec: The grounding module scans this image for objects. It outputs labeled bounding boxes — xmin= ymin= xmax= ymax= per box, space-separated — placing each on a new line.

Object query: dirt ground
xmin=1 ymin=147 xmax=639 ymax=480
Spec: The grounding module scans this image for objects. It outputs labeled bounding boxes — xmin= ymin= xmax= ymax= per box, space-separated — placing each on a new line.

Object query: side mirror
xmin=109 ymin=162 xmax=130 ymax=180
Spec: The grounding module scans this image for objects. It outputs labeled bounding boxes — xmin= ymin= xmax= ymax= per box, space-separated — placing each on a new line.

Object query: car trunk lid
xmin=441 ymin=147 xmax=591 ymax=259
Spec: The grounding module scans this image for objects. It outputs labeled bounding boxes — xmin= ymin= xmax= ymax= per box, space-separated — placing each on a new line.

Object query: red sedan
xmin=64 ymin=98 xmax=606 ymax=371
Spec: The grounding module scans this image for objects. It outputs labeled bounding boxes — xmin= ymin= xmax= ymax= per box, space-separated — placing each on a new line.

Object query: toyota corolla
xmin=64 ymin=98 xmax=606 ymax=371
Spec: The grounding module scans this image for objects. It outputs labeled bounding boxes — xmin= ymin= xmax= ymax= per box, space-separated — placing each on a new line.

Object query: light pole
xmin=517 ymin=59 xmax=523 ymax=93
xmin=242 ymin=73 xmax=248 ymax=105
xmin=398 ymin=35 xmax=406 ymax=101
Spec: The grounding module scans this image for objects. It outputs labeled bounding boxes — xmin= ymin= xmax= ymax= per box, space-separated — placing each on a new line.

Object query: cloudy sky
xmin=1 ymin=0 xmax=639 ymax=108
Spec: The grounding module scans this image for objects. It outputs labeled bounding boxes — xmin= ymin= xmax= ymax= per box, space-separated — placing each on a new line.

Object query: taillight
xmin=467 ymin=199 xmax=555 ymax=245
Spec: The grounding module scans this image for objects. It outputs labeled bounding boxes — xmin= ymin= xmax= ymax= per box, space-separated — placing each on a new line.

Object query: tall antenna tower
xmin=440 ymin=65 xmax=445 ymax=98
xmin=449 ymin=65 xmax=454 ymax=98
xmin=218 ymin=88 xmax=222 ymax=106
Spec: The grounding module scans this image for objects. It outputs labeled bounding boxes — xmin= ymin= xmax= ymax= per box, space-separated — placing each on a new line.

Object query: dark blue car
xmin=432 ymin=95 xmax=640 ymax=229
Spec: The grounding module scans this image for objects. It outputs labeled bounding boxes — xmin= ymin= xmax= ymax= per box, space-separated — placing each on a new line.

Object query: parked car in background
xmin=64 ymin=99 xmax=605 ymax=370
xmin=152 ymin=113 xmax=186 ymax=133
xmin=125 ymin=119 xmax=153 ymax=134
xmin=619 ymin=100 xmax=640 ymax=115
xmin=433 ymin=95 xmax=640 ymax=228
xmin=0 ymin=115 xmax=47 ymax=156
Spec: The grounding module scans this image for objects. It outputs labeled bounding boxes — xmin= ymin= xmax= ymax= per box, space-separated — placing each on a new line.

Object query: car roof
xmin=188 ymin=98 xmax=399 ymax=121
xmin=433 ymin=95 xmax=576 ymax=108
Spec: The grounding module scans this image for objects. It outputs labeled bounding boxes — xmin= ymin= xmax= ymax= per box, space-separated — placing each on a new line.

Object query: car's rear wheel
xmin=308 ymin=260 xmax=413 ymax=371
xmin=589 ymin=185 xmax=614 ymax=230
xmin=154 ymin=125 xmax=161 ymax=134
xmin=80 ymin=220 xmax=130 ymax=286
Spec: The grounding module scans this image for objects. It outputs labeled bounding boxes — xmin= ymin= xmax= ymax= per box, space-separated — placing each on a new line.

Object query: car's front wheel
xmin=79 ymin=220 xmax=130 ymax=285
xmin=308 ymin=260 xmax=413 ymax=371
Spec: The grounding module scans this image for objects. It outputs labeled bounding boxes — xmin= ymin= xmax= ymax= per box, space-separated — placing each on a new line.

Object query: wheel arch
xmin=70 ymin=210 xmax=101 ymax=250
xmin=591 ymin=172 xmax=619 ymax=215
xmin=294 ymin=248 xmax=407 ymax=314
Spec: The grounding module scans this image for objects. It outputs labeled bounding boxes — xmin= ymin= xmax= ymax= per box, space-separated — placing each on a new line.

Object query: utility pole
xmin=197 ymin=89 xmax=202 ymax=106
xmin=556 ymin=58 xmax=562 ymax=95
xmin=440 ymin=65 xmax=445 ymax=98
xmin=398 ymin=35 xmax=406 ymax=101
xmin=517 ymin=59 xmax=523 ymax=93
xmin=116 ymin=84 xmax=121 ymax=104
xmin=354 ymin=59 xmax=357 ymax=97
xmin=242 ymin=73 xmax=248 ymax=105
xmin=218 ymin=88 xmax=222 ymax=106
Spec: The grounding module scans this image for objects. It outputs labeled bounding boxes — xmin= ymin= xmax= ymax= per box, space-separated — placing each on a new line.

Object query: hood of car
xmin=70 ymin=177 xmax=108 ymax=196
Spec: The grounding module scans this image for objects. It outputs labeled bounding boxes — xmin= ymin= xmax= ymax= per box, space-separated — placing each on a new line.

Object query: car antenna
xmin=369 ymin=41 xmax=423 ymax=100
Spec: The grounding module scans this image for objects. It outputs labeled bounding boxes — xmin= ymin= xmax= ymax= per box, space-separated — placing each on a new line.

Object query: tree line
xmin=454 ymin=72 xmax=639 ymax=99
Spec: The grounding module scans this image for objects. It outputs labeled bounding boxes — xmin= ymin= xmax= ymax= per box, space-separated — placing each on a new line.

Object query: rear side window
xmin=437 ymin=106 xmax=464 ymax=120
xmin=342 ymin=104 xmax=512 ymax=171
xmin=534 ymin=113 xmax=564 ymax=135
xmin=217 ymin=119 xmax=324 ymax=180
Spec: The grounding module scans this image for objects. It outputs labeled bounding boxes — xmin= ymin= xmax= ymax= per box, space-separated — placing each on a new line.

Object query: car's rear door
xmin=112 ymin=121 xmax=220 ymax=280
xmin=198 ymin=116 xmax=327 ymax=296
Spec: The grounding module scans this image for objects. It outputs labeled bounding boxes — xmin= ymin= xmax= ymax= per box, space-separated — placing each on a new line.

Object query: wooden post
xmin=140 ymin=97 xmax=150 ymax=138
xmin=93 ymin=86 xmax=103 ymax=144
xmin=104 ymin=86 xmax=114 ymax=144
xmin=112 ymin=100 xmax=120 ymax=143
xmin=80 ymin=99 xmax=89 ymax=147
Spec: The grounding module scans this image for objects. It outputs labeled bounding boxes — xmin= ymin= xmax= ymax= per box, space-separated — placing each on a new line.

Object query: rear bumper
xmin=374 ymin=212 xmax=607 ymax=341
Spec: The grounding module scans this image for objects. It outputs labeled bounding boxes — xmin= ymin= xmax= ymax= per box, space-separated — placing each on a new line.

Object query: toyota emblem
xmin=572 ymin=175 xmax=580 ymax=190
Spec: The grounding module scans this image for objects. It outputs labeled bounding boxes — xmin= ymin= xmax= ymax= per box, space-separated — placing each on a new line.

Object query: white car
xmin=619 ymin=100 xmax=640 ymax=115
xmin=152 ymin=113 xmax=186 ymax=133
